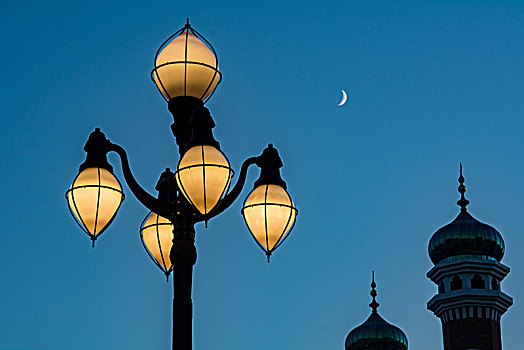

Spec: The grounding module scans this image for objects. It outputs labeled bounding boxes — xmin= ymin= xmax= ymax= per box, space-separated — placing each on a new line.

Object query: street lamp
xmin=65 ymin=19 xmax=297 ymax=350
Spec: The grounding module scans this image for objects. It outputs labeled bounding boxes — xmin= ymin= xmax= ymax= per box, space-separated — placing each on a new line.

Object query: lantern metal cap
xmin=168 ymin=96 xmax=204 ymax=155
xmin=79 ymin=128 xmax=113 ymax=173
xmin=253 ymin=144 xmax=286 ymax=189
xmin=155 ymin=168 xmax=177 ymax=203
xmin=185 ymin=106 xmax=220 ymax=149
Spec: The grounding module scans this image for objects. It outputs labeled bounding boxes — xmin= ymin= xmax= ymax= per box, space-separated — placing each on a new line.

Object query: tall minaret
xmin=427 ymin=165 xmax=513 ymax=350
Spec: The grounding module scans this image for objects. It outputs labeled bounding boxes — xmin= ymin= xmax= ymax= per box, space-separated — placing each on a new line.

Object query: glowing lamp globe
xmin=66 ymin=167 xmax=124 ymax=246
xmin=140 ymin=212 xmax=174 ymax=280
xmin=175 ymin=145 xmax=233 ymax=216
xmin=242 ymin=184 xmax=297 ymax=260
xmin=152 ymin=21 xmax=221 ymax=102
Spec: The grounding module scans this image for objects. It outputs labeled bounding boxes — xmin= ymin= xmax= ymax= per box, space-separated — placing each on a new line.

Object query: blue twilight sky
xmin=1 ymin=1 xmax=524 ymax=349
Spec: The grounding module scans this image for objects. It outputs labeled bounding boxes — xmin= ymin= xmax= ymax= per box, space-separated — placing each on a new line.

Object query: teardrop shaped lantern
xmin=175 ymin=107 xmax=233 ymax=217
xmin=241 ymin=144 xmax=297 ymax=261
xmin=140 ymin=212 xmax=174 ymax=280
xmin=242 ymin=184 xmax=297 ymax=260
xmin=66 ymin=167 xmax=124 ymax=246
xmin=175 ymin=145 xmax=233 ymax=216
xmin=66 ymin=128 xmax=124 ymax=246
xmin=151 ymin=20 xmax=221 ymax=102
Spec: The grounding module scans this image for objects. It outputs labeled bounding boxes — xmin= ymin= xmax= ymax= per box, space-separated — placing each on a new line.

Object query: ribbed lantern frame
xmin=241 ymin=184 xmax=298 ymax=261
xmin=175 ymin=145 xmax=234 ymax=218
xmin=65 ymin=167 xmax=125 ymax=246
xmin=140 ymin=211 xmax=174 ymax=281
xmin=151 ymin=21 xmax=222 ymax=102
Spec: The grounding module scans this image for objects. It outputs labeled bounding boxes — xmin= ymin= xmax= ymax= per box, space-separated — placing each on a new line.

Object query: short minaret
xmin=345 ymin=273 xmax=408 ymax=350
xmin=427 ymin=165 xmax=513 ymax=350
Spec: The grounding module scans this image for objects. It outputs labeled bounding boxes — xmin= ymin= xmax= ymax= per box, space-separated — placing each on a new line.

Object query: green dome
xmin=428 ymin=165 xmax=505 ymax=265
xmin=345 ymin=273 xmax=408 ymax=350
xmin=428 ymin=210 xmax=504 ymax=265
xmin=345 ymin=312 xmax=408 ymax=350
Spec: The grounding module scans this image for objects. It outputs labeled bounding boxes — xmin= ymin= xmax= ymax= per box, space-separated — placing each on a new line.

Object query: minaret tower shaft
xmin=427 ymin=165 xmax=512 ymax=350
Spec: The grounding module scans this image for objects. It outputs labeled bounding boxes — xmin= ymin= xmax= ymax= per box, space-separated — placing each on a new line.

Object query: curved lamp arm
xmin=198 ymin=156 xmax=259 ymax=221
xmin=109 ymin=143 xmax=174 ymax=220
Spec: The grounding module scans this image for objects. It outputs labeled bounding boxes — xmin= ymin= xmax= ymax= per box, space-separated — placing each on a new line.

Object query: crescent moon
xmin=338 ymin=90 xmax=348 ymax=106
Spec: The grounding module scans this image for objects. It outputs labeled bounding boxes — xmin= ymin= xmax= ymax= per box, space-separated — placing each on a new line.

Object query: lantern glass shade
xmin=66 ymin=167 xmax=124 ymax=241
xmin=153 ymin=29 xmax=221 ymax=101
xmin=140 ymin=212 xmax=173 ymax=277
xmin=175 ymin=145 xmax=233 ymax=216
xmin=242 ymin=184 xmax=297 ymax=256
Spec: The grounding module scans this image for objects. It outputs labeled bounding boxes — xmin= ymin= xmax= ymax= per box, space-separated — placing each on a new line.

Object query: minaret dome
xmin=428 ymin=164 xmax=504 ymax=265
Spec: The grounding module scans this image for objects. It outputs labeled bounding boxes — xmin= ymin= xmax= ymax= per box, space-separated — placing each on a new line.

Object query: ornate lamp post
xmin=65 ymin=20 xmax=297 ymax=350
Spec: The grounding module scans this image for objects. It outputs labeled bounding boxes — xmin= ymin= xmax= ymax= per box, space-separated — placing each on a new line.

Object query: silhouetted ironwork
xmin=66 ymin=20 xmax=297 ymax=350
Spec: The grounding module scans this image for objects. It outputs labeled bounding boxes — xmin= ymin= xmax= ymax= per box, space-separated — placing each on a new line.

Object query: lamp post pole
xmin=171 ymin=219 xmax=196 ymax=350
xmin=65 ymin=20 xmax=298 ymax=350
xmin=167 ymin=97 xmax=205 ymax=350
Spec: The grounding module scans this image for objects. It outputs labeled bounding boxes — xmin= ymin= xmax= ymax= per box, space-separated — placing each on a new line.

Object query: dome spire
xmin=457 ymin=163 xmax=470 ymax=211
xmin=369 ymin=271 xmax=380 ymax=313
